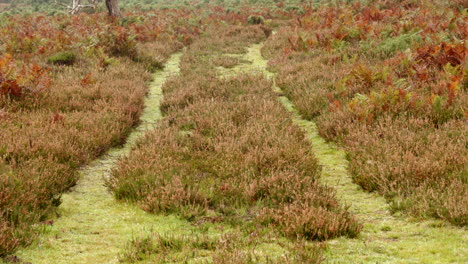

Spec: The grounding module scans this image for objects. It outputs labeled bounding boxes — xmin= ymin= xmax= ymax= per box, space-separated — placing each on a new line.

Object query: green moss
xmin=47 ymin=52 xmax=76 ymax=66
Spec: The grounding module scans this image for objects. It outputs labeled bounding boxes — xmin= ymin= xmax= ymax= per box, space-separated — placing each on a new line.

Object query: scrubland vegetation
xmin=0 ymin=8 xmax=199 ymax=255
xmin=262 ymin=0 xmax=467 ymax=226
xmin=0 ymin=0 xmax=466 ymax=263
xmin=109 ymin=24 xmax=360 ymax=262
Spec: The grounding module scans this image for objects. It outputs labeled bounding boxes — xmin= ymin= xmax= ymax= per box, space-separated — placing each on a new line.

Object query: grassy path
xmin=233 ymin=43 xmax=468 ymax=264
xmin=7 ymin=40 xmax=467 ymax=264
xmin=12 ymin=53 xmax=190 ymax=264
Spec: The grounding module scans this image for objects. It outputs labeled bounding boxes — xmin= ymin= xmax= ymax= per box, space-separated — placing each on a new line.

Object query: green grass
xmin=238 ymin=41 xmax=468 ymax=263
xmin=215 ymin=39 xmax=468 ymax=263
xmin=7 ymin=43 xmax=317 ymax=264
xmin=4 ymin=20 xmax=466 ymax=264
xmin=113 ymin=33 xmax=332 ymax=263
xmin=106 ymin=25 xmax=349 ymax=263
xmin=47 ymin=52 xmax=77 ymax=65
xmin=286 ymin=111 xmax=468 ymax=264
xmin=8 ymin=52 xmax=184 ymax=264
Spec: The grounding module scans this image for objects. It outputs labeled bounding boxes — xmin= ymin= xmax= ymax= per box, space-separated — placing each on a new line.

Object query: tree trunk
xmin=105 ymin=0 xmax=121 ymax=17
xmin=71 ymin=0 xmax=81 ymax=14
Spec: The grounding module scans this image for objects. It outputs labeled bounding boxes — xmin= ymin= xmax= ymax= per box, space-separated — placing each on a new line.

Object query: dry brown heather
xmin=109 ymin=25 xmax=361 ymax=242
xmin=262 ymin=1 xmax=467 ymax=226
xmin=0 ymin=41 xmax=179 ymax=254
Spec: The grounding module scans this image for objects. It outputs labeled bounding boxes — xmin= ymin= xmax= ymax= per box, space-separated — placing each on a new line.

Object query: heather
xmin=0 ymin=0 xmax=466 ymax=262
xmin=262 ymin=0 xmax=467 ymax=225
xmin=0 ymin=9 xmax=201 ymax=255
xmin=108 ymin=24 xmax=361 ymax=261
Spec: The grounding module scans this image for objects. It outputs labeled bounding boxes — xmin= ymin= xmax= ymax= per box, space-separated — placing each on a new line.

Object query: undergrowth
xmin=262 ymin=0 xmax=467 ymax=226
xmin=109 ymin=24 xmax=361 ymax=262
xmin=0 ymin=6 xmax=229 ymax=257
xmin=121 ymin=231 xmax=324 ymax=264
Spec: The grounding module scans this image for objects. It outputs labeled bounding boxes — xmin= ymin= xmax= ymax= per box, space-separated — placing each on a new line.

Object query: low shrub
xmin=47 ymin=51 xmax=76 ymax=65
xmin=375 ymin=30 xmax=422 ymax=58
xmin=263 ymin=0 xmax=468 ymax=226
xmin=247 ymin=15 xmax=264 ymax=25
xmin=132 ymin=53 xmax=164 ymax=72
xmin=1 ymin=54 xmax=51 ymax=98
xmin=0 ymin=9 xmax=198 ymax=255
xmin=284 ymin=5 xmax=303 ymax=14
xmin=110 ymin=25 xmax=361 ymax=243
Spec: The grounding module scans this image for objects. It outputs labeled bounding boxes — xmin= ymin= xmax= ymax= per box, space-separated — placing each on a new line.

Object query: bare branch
xmin=54 ymin=0 xmax=102 ymax=15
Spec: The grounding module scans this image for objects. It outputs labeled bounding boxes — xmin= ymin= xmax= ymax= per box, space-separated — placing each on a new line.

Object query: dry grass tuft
xmin=121 ymin=231 xmax=324 ymax=264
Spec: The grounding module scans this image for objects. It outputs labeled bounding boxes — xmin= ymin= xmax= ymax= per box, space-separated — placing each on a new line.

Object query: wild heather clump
xmin=109 ymin=25 xmax=361 ymax=244
xmin=0 ymin=8 xmax=208 ymax=256
xmin=263 ymin=0 xmax=467 ymax=225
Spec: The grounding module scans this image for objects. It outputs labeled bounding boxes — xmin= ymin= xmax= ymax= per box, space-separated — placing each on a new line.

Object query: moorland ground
xmin=0 ymin=0 xmax=466 ymax=263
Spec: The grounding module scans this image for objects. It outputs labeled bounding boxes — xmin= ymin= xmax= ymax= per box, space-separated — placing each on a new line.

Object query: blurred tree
xmin=105 ymin=0 xmax=120 ymax=17
xmin=56 ymin=0 xmax=101 ymax=14
xmin=55 ymin=0 xmax=120 ymax=17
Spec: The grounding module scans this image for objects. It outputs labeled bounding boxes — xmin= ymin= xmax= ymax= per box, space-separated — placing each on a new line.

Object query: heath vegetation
xmin=262 ymin=0 xmax=467 ymax=226
xmin=0 ymin=7 xmax=204 ymax=256
xmin=0 ymin=0 xmax=466 ymax=262
xmin=109 ymin=23 xmax=361 ymax=262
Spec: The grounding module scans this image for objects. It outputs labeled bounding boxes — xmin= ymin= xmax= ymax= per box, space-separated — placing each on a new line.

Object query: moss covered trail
xmin=233 ymin=42 xmax=468 ymax=264
xmin=13 ymin=53 xmax=188 ymax=264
